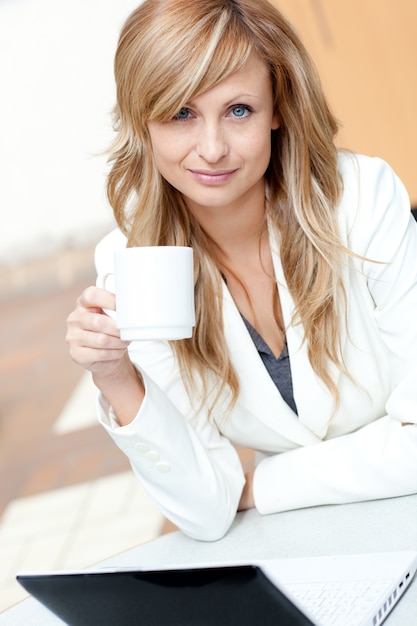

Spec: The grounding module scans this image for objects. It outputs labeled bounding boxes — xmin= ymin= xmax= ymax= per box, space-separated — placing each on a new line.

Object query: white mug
xmin=96 ymin=246 xmax=195 ymax=341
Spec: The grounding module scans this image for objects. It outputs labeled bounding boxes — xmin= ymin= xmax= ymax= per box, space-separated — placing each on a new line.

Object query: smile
xmin=188 ymin=169 xmax=238 ymax=185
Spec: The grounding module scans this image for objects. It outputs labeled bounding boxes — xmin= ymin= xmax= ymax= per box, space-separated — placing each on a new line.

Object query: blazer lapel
xmin=269 ymin=231 xmax=342 ymax=440
xmin=222 ymin=281 xmax=323 ymax=446
xmin=221 ymin=220 xmax=346 ymax=445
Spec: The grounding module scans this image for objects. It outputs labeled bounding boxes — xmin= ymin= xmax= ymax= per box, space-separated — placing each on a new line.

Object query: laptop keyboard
xmin=284 ymin=578 xmax=393 ymax=626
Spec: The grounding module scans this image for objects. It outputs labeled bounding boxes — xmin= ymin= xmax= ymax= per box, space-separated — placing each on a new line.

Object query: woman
xmin=67 ymin=0 xmax=417 ymax=541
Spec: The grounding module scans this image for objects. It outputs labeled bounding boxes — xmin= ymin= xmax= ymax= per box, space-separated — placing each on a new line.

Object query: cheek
xmin=150 ymin=137 xmax=190 ymax=191
xmin=149 ymin=126 xmax=178 ymax=165
xmin=150 ymin=142 xmax=178 ymax=182
xmin=244 ymin=126 xmax=272 ymax=170
xmin=153 ymin=135 xmax=189 ymax=170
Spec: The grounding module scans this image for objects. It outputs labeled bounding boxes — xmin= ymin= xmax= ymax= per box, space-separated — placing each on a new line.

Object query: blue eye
xmin=174 ymin=108 xmax=191 ymax=121
xmin=231 ymin=105 xmax=250 ymax=118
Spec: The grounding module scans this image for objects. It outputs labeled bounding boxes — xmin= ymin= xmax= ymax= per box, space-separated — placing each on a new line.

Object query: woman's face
xmin=147 ymin=53 xmax=279 ymax=220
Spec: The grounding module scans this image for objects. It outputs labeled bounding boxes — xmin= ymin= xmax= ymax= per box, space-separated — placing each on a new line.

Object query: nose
xmin=196 ymin=122 xmax=229 ymax=163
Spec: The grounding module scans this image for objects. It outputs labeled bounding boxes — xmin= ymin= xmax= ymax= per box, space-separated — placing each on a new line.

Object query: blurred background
xmin=1 ymin=0 xmax=416 ymax=614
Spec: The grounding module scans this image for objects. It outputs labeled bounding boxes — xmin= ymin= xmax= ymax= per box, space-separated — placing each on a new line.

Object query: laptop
xmin=17 ymin=550 xmax=417 ymax=626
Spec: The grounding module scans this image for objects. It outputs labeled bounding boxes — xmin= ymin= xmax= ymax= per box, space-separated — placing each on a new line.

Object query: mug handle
xmin=96 ymin=272 xmax=116 ymax=319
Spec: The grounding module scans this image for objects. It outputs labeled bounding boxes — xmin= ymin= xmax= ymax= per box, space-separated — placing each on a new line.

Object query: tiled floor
xmin=0 ymin=271 xmax=166 ymax=614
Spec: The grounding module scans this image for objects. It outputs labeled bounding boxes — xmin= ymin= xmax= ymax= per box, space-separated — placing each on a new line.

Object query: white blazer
xmin=96 ymin=153 xmax=417 ymax=541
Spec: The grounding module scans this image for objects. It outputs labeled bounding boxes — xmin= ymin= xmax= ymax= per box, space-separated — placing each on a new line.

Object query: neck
xmin=187 ymin=181 xmax=267 ymax=257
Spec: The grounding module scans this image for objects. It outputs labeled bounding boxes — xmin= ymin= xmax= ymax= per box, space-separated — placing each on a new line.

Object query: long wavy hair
xmin=107 ymin=0 xmax=346 ymax=414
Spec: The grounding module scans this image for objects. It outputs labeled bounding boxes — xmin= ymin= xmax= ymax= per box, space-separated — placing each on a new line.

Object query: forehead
xmin=220 ymin=53 xmax=270 ymax=85
xmin=188 ymin=54 xmax=272 ymax=104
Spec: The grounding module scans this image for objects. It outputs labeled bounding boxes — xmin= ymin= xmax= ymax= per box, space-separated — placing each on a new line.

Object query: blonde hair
xmin=107 ymin=0 xmax=345 ymax=413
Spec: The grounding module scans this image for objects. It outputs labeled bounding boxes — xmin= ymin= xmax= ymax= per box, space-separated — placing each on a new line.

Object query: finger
xmin=67 ymin=304 xmax=123 ymax=341
xmin=78 ymin=285 xmax=117 ymax=314
xmin=72 ymin=344 xmax=128 ymax=366
xmin=86 ymin=310 xmax=123 ymax=340
xmin=66 ymin=316 xmax=129 ymax=352
xmin=67 ymin=327 xmax=129 ymax=368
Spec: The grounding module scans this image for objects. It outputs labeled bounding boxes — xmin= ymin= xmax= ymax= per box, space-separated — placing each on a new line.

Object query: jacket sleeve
xmin=254 ymin=156 xmax=417 ymax=514
xmin=94 ymin=231 xmax=245 ymax=540
xmin=97 ymin=367 xmax=245 ymax=541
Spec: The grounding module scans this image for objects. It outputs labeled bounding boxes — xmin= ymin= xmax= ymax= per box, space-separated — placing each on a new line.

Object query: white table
xmin=1 ymin=494 xmax=417 ymax=625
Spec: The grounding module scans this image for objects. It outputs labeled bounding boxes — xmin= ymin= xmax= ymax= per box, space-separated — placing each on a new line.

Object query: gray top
xmin=242 ymin=317 xmax=297 ymax=415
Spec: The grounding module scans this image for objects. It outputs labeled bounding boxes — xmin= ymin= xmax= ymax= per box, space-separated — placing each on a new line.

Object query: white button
xmin=134 ymin=442 xmax=151 ymax=453
xmin=155 ymin=461 xmax=171 ymax=473
xmin=145 ymin=450 xmax=160 ymax=462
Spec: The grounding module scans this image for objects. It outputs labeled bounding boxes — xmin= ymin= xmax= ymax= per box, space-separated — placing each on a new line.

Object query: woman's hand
xmin=66 ymin=286 xmax=128 ymax=377
xmin=238 ymin=468 xmax=255 ymax=511
xmin=66 ymin=286 xmax=145 ymax=425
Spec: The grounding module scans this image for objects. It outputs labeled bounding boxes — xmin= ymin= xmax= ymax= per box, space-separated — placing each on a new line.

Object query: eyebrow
xmin=186 ymin=93 xmax=263 ymax=108
xmin=227 ymin=93 xmax=262 ymax=101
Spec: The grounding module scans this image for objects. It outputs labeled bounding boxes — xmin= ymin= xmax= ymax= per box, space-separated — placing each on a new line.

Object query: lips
xmin=188 ymin=168 xmax=238 ymax=185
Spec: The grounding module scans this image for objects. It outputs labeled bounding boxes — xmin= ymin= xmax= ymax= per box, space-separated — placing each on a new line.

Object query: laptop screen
xmin=17 ymin=565 xmax=314 ymax=626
